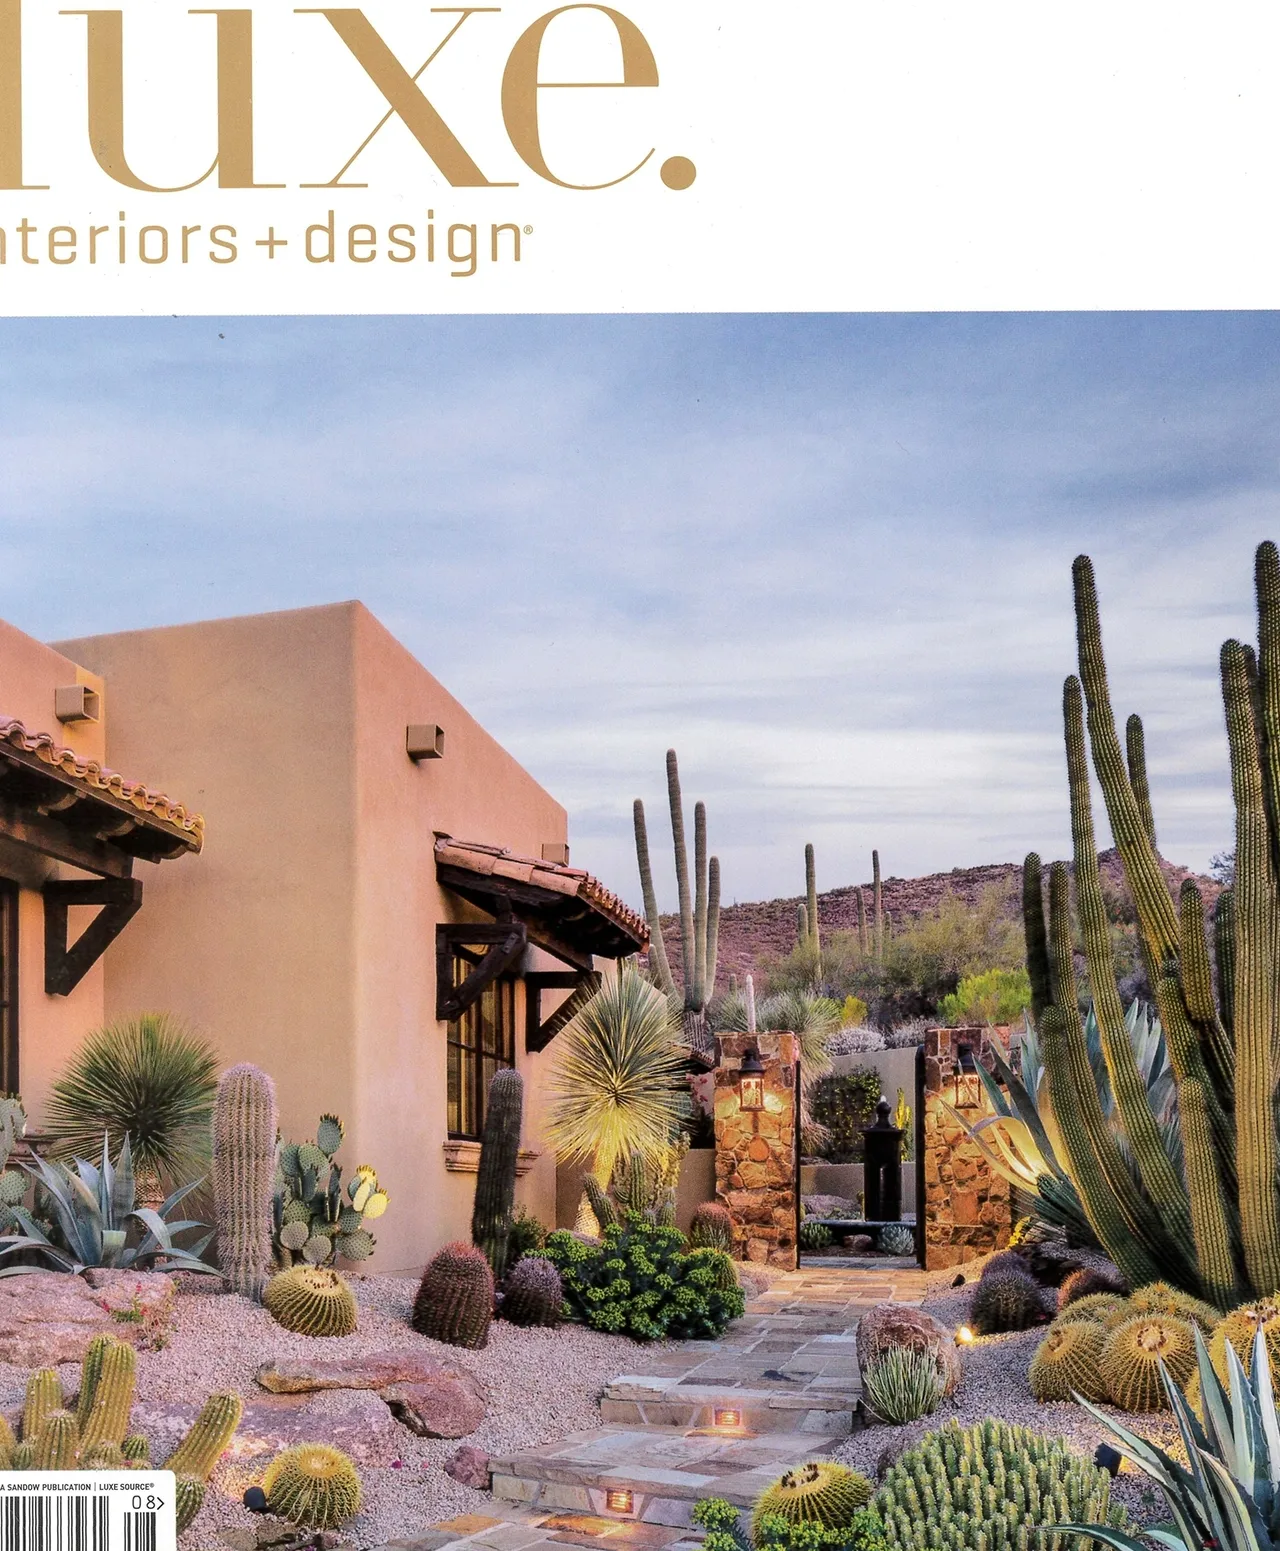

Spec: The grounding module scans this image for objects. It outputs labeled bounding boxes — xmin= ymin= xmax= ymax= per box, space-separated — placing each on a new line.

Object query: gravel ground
xmin=0 ymin=1276 xmax=658 ymax=1551
xmin=831 ymin=1260 xmax=1181 ymax=1531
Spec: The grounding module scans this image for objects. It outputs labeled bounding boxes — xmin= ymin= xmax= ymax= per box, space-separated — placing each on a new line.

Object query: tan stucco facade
xmin=21 ymin=600 xmax=584 ymax=1273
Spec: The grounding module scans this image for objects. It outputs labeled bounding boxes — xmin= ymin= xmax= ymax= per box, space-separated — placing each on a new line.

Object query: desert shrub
xmin=810 ymin=1069 xmax=883 ymax=1163
xmin=506 ymin=1206 xmax=548 ymax=1267
xmin=862 ymin=1347 xmax=943 ymax=1424
xmin=839 ymin=996 xmax=868 ymax=1027
xmin=543 ymin=1217 xmax=744 ymax=1341
xmin=827 ymin=1027 xmax=885 ymax=1056
xmin=692 ymin=1497 xmax=888 ymax=1551
xmin=937 ymin=967 xmax=1031 ymax=1027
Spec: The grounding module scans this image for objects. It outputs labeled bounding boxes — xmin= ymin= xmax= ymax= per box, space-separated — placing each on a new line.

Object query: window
xmin=0 ymin=882 xmax=16 ymax=1094
xmin=446 ymin=949 xmax=516 ymax=1140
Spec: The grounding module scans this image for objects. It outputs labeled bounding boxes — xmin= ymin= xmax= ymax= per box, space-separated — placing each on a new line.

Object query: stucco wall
xmin=0 ymin=620 xmax=109 ymax=1120
xmin=60 ymin=601 xmax=571 ymax=1274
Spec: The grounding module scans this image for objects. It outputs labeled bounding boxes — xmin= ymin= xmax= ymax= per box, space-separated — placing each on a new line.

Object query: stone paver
xmin=483 ymin=1266 xmax=926 ymax=1536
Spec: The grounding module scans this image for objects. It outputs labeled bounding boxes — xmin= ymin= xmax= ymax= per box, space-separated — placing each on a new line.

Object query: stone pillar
xmin=714 ymin=1031 xmax=799 ymax=1269
xmin=922 ymin=1026 xmax=1012 ymax=1269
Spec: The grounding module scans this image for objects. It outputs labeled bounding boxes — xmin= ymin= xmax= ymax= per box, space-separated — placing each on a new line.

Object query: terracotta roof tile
xmin=434 ymin=836 xmax=647 ymax=947
xmin=0 ymin=717 xmax=204 ymax=849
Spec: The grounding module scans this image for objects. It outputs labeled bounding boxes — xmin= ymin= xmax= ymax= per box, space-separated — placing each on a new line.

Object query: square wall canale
xmin=58 ymin=601 xmax=570 ymax=1272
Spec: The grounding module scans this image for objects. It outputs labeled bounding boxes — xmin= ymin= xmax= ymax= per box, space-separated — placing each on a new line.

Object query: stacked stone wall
xmin=922 ymin=1025 xmax=1012 ymax=1269
xmin=713 ymin=1031 xmax=799 ymax=1269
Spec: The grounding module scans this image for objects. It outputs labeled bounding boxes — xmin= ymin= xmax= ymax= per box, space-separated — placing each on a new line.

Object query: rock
xmin=874 ymin=1417 xmax=940 ymax=1478
xmin=0 ymin=1271 xmax=175 ymax=1364
xmin=844 ymin=1235 xmax=873 ymax=1252
xmin=443 ymin=1444 xmax=491 ymax=1488
xmin=257 ymin=1352 xmax=481 ymax=1398
xmin=802 ymin=1195 xmax=857 ymax=1220
xmin=380 ymin=1377 xmax=485 ymax=1439
xmin=856 ymin=1303 xmax=962 ymax=1398
xmin=134 ymin=1390 xmax=401 ymax=1467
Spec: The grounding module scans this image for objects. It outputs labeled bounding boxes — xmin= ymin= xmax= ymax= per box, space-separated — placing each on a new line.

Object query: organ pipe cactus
xmin=213 ymin=1064 xmax=278 ymax=1300
xmin=1024 ymin=545 xmax=1280 ymax=1309
xmin=633 ymin=749 xmax=721 ymax=1035
xmin=471 ymin=1068 xmax=523 ymax=1280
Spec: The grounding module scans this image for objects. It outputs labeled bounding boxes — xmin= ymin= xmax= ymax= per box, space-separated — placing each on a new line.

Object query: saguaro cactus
xmin=212 ymin=1063 xmax=278 ymax=1300
xmin=872 ymin=850 xmax=884 ymax=961
xmin=471 ymin=1067 xmax=523 ymax=1280
xmin=1024 ymin=543 xmax=1280 ymax=1308
xmin=804 ymin=842 xmax=820 ymax=953
xmin=632 ymin=749 xmax=721 ymax=1039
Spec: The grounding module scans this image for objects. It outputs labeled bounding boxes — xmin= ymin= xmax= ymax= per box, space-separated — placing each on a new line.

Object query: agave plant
xmin=1060 ymin=1323 xmax=1280 ymax=1550
xmin=0 ymin=1134 xmax=216 ymax=1276
xmin=943 ymin=998 xmax=1177 ymax=1244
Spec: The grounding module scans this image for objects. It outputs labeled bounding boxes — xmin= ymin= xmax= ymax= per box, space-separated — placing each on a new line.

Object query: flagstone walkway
xmin=385 ymin=1262 xmax=929 ymax=1551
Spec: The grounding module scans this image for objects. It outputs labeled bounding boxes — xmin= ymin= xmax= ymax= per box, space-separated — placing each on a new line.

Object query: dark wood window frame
xmin=446 ymin=946 xmax=516 ymax=1141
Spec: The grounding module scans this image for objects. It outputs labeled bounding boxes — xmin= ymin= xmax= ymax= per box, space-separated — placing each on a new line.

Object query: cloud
xmin=0 ymin=311 xmax=1276 ymax=906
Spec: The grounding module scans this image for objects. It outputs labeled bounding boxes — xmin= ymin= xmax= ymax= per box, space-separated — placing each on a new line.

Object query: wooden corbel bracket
xmin=44 ymin=876 xmax=144 ymax=996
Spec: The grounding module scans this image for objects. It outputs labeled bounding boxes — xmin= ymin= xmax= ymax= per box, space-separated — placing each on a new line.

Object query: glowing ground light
xmin=713 ymin=1408 xmax=742 ymax=1429
xmin=956 ymin=1326 xmax=975 ymax=1345
xmin=606 ymin=1490 xmax=634 ymax=1515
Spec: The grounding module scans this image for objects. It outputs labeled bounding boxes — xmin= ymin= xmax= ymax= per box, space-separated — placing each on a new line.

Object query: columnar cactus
xmin=163 ymin=1392 xmax=244 ymax=1481
xmin=411 ymin=1241 xmax=493 ymax=1349
xmin=23 ymin=1370 xmax=63 ymax=1441
xmin=632 ymin=749 xmax=721 ymax=1029
xmin=872 ymin=850 xmax=884 ymax=961
xmin=804 ymin=842 xmax=820 ymax=954
xmin=34 ymin=1413 xmax=78 ymax=1470
xmin=78 ymin=1337 xmax=136 ymax=1450
xmin=212 ymin=1063 xmax=278 ymax=1300
xmin=1024 ymin=545 xmax=1280 ymax=1309
xmin=471 ymin=1068 xmax=523 ymax=1280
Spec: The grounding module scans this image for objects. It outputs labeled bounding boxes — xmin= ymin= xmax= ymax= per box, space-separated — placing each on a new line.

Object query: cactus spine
xmin=212 ymin=1063 xmax=278 ymax=1300
xmin=164 ymin=1392 xmax=244 ymax=1481
xmin=470 ymin=1068 xmax=523 ymax=1280
xmin=411 ymin=1240 xmax=493 ymax=1349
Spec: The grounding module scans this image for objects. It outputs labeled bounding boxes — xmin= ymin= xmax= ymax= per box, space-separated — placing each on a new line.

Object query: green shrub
xmin=840 ymin=996 xmax=868 ymax=1027
xmin=810 ymin=1069 xmax=882 ymax=1163
xmin=543 ymin=1217 xmax=744 ymax=1341
xmin=861 ymin=1347 xmax=943 ymax=1425
xmin=937 ymin=967 xmax=1031 ymax=1027
xmin=506 ymin=1207 xmax=548 ymax=1267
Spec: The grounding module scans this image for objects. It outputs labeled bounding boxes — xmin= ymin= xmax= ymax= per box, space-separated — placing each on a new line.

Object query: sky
xmin=0 ymin=310 xmax=1275 ymax=913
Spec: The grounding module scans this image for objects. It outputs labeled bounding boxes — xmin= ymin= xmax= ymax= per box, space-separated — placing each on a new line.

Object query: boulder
xmin=380 ymin=1377 xmax=485 ymax=1439
xmin=443 ymin=1445 xmax=491 ymax=1489
xmin=0 ymin=1271 xmax=175 ymax=1365
xmin=257 ymin=1352 xmax=481 ymax=1398
xmin=802 ymin=1195 xmax=858 ymax=1220
xmin=856 ymin=1303 xmax=962 ymax=1397
xmin=134 ymin=1390 xmax=401 ymax=1467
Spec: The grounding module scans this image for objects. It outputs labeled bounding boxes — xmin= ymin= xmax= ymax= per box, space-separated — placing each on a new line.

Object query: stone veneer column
xmin=922 ymin=1025 xmax=1012 ymax=1269
xmin=713 ymin=1031 xmax=799 ymax=1269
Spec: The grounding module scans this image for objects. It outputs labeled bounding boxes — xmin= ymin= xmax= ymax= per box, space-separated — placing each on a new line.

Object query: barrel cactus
xmin=263 ymin=1443 xmax=362 ymax=1529
xmin=689 ymin=1201 xmax=733 ymax=1252
xmin=874 ymin=1419 xmax=1129 ymax=1550
xmin=411 ymin=1241 xmax=493 ymax=1349
xmin=264 ymin=1265 xmax=359 ymax=1337
xmin=1099 ymin=1313 xmax=1196 ymax=1411
xmin=500 ymin=1256 xmax=563 ymax=1328
xmin=1125 ymin=1280 xmax=1219 ymax=1334
xmin=272 ymin=1115 xmax=387 ymax=1272
xmin=122 ymin=1433 xmax=150 ymax=1466
xmin=1028 ymin=1320 xmax=1109 ymax=1403
xmin=1056 ymin=1292 xmax=1128 ymax=1327
xmin=213 ymin=1064 xmax=278 ymax=1301
xmin=751 ymin=1462 xmax=872 ymax=1542
xmin=1058 ymin=1264 xmax=1128 ymax=1311
xmin=969 ymin=1269 xmax=1045 ymax=1334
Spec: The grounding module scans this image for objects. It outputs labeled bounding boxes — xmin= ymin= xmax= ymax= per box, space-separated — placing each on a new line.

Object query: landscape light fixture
xmin=955 ymin=1325 xmax=975 ymax=1346
xmin=713 ymin=1407 xmax=742 ymax=1429
xmin=606 ymin=1490 xmax=634 ymax=1515
xmin=954 ymin=1044 xmax=980 ymax=1109
xmin=739 ymin=1047 xmax=766 ymax=1111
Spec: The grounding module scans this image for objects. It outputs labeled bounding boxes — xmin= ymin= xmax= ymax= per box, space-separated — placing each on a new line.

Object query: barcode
xmin=123 ymin=1514 xmax=156 ymax=1551
xmin=0 ymin=1494 xmax=109 ymax=1551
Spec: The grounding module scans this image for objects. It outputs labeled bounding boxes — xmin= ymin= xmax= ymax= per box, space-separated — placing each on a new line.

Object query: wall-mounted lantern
xmin=739 ymin=1046 xmax=766 ymax=1112
xmin=954 ymin=1043 xmax=980 ymax=1109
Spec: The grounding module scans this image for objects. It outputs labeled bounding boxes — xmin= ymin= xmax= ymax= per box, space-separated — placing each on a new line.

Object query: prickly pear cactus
xmin=272 ymin=1114 xmax=388 ymax=1271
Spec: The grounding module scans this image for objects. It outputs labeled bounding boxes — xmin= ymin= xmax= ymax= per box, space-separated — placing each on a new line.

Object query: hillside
xmin=647 ymin=850 xmax=1220 ymax=988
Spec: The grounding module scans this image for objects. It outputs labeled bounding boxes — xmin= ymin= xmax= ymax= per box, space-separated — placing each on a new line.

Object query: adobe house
xmin=0 ymin=601 xmax=645 ymax=1273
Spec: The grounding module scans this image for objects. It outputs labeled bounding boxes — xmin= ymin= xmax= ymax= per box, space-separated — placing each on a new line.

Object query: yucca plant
xmin=543 ymin=967 xmax=690 ymax=1191
xmin=0 ymin=1134 xmax=216 ymax=1275
xmin=43 ymin=1015 xmax=218 ymax=1197
xmin=1060 ymin=1323 xmax=1280 ymax=1550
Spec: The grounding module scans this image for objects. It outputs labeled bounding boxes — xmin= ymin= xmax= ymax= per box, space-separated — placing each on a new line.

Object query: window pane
xmin=446 ymin=949 xmax=516 ymax=1141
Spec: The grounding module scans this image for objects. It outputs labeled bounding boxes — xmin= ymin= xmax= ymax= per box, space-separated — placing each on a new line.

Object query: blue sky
xmin=0 ymin=311 xmax=1275 ymax=910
